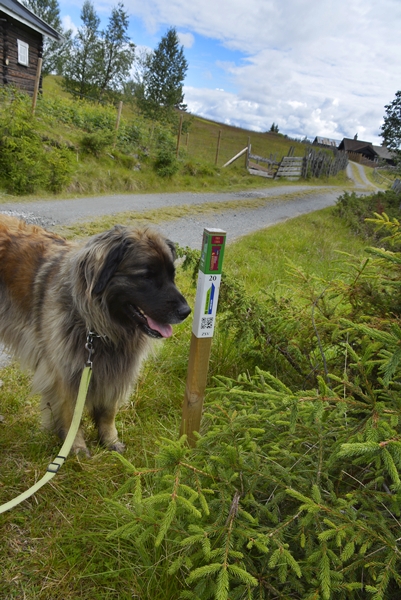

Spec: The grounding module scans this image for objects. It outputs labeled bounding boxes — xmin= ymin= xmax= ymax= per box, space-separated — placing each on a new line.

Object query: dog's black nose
xmin=178 ymin=303 xmax=191 ymax=320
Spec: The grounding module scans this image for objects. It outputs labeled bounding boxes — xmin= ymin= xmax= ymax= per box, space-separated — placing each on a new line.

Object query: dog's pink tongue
xmin=147 ymin=317 xmax=173 ymax=338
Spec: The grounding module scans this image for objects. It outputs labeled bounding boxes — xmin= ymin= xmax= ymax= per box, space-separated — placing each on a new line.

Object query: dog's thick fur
xmin=0 ymin=215 xmax=190 ymax=454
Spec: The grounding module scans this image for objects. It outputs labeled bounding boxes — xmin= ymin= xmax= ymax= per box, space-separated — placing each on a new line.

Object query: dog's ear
xmin=93 ymin=238 xmax=130 ymax=295
xmin=166 ymin=239 xmax=177 ymax=261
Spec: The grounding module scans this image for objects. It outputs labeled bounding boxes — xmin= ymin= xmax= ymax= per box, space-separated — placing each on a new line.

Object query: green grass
xmin=225 ymin=206 xmax=369 ymax=297
xmin=0 ymin=76 xmax=345 ymax=203
xmin=0 ymin=206 xmax=370 ymax=599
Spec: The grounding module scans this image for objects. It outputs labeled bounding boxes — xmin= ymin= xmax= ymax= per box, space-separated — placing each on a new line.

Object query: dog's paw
xmin=72 ymin=444 xmax=91 ymax=458
xmin=108 ymin=441 xmax=126 ymax=453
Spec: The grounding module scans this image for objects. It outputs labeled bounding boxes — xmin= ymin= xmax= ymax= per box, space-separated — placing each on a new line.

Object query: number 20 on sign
xmin=192 ymin=229 xmax=226 ymax=338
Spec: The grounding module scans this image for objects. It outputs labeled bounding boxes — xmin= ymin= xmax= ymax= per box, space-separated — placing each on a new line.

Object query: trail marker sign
xmin=192 ymin=229 xmax=225 ymax=338
xmin=180 ymin=228 xmax=226 ymax=445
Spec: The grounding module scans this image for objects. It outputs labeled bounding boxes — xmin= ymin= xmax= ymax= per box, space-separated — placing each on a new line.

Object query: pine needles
xmin=103 ymin=198 xmax=401 ymax=599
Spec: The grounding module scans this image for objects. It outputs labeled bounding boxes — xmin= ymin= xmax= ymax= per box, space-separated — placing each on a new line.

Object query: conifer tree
xmin=138 ymin=27 xmax=188 ymax=120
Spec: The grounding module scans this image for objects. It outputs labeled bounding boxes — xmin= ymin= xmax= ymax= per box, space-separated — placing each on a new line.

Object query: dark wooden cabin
xmin=339 ymin=137 xmax=396 ymax=167
xmin=0 ymin=0 xmax=61 ymax=95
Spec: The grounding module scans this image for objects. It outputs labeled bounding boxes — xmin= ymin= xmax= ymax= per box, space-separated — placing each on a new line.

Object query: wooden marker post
xmin=180 ymin=228 xmax=226 ymax=446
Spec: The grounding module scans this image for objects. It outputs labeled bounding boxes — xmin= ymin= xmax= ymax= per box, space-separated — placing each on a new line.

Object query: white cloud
xmin=66 ymin=0 xmax=401 ymax=142
xmin=177 ymin=32 xmax=195 ymax=48
xmin=61 ymin=14 xmax=78 ymax=35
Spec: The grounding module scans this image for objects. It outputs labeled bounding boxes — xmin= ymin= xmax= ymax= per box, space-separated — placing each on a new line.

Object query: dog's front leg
xmin=90 ymin=403 xmax=126 ymax=453
xmin=40 ymin=390 xmax=91 ymax=457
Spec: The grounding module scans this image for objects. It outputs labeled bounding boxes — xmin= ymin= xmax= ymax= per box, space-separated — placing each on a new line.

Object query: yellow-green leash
xmin=0 ymin=366 xmax=92 ymax=515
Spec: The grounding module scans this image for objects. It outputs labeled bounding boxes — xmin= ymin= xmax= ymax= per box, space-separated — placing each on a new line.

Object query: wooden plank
xmin=277 ymin=166 xmax=302 ymax=171
xmin=248 ymin=161 xmax=273 ymax=173
xmin=248 ymin=168 xmax=274 ymax=178
xmin=249 ymin=153 xmax=277 ymax=165
xmin=222 ymin=146 xmax=248 ymax=167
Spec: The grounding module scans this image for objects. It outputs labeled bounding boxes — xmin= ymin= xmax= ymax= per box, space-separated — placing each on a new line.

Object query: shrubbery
xmin=153 ymin=129 xmax=179 ymax=177
xmin=0 ymin=91 xmax=74 ymax=194
xmin=334 ymin=190 xmax=401 ymax=246
xmin=79 ymin=130 xmax=114 ymax=157
xmin=0 ymin=86 xmax=185 ymax=194
xmin=102 ymin=195 xmax=401 ymax=599
xmin=37 ymin=94 xmax=117 ymax=132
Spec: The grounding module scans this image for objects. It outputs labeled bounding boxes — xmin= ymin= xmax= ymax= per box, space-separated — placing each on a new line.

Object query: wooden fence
xmin=392 ymin=179 xmax=401 ymax=194
xmin=244 ymin=145 xmax=348 ymax=181
xmin=247 ymin=148 xmax=279 ymax=178
xmin=275 ymin=156 xmax=303 ymax=180
xmin=303 ymin=148 xmax=348 ymax=179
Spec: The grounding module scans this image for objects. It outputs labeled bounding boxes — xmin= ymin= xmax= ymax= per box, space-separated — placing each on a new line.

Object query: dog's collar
xmin=87 ymin=329 xmax=108 ymax=339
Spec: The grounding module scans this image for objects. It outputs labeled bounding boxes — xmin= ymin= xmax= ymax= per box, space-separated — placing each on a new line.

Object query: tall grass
xmin=225 ymin=206 xmax=370 ymax=296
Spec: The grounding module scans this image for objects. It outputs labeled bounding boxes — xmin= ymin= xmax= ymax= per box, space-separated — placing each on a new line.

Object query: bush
xmin=102 ymin=215 xmax=401 ymax=599
xmin=0 ymin=93 xmax=73 ymax=195
xmin=46 ymin=147 xmax=74 ymax=193
xmin=79 ymin=130 xmax=114 ymax=157
xmin=38 ymin=95 xmax=117 ymax=132
xmin=334 ymin=190 xmax=401 ymax=245
xmin=153 ymin=129 xmax=179 ymax=177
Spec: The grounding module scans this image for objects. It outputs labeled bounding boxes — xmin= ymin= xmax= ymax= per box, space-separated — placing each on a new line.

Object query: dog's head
xmin=79 ymin=225 xmax=191 ymax=339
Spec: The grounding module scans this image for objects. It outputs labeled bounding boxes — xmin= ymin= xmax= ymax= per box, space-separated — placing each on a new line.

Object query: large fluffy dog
xmin=0 ymin=215 xmax=191 ymax=454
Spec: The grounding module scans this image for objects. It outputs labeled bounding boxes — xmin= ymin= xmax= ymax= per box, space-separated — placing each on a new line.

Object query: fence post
xmin=115 ymin=101 xmax=123 ymax=131
xmin=215 ymin=130 xmax=222 ymax=165
xmin=176 ymin=113 xmax=183 ymax=157
xmin=31 ymin=57 xmax=42 ymax=115
xmin=180 ymin=228 xmax=227 ymax=446
xmin=246 ymin=137 xmax=251 ymax=169
xmin=113 ymin=101 xmax=123 ymax=148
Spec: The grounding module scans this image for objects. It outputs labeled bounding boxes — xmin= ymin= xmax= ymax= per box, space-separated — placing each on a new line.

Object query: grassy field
xmin=0 ymin=204 xmax=371 ymax=599
xmin=0 ymin=76 xmax=351 ymax=203
xmin=42 ymin=76 xmax=310 ymax=168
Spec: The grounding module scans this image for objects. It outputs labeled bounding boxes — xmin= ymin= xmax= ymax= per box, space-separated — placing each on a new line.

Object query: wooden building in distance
xmin=312 ymin=136 xmax=340 ymax=149
xmin=338 ymin=137 xmax=396 ymax=167
xmin=0 ymin=0 xmax=62 ymax=95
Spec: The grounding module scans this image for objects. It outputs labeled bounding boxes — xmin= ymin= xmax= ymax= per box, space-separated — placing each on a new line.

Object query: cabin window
xmin=17 ymin=40 xmax=29 ymax=66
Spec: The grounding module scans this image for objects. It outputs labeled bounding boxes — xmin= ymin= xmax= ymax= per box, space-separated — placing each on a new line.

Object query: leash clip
xmin=85 ymin=331 xmax=96 ymax=368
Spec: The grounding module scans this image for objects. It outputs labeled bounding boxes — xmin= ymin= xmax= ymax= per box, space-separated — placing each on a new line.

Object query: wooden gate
xmin=275 ymin=157 xmax=304 ymax=180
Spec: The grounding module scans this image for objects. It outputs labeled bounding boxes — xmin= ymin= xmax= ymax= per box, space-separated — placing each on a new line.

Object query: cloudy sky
xmin=58 ymin=0 xmax=401 ymax=144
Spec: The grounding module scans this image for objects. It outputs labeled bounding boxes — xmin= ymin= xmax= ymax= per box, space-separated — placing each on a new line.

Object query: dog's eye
xmin=142 ymin=269 xmax=155 ymax=279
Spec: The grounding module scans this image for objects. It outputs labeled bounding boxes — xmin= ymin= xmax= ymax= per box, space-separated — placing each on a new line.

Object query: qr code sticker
xmin=201 ymin=317 xmax=214 ymax=330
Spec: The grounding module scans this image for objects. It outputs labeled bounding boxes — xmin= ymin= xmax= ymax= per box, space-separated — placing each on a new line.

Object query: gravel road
xmin=1 ymin=183 xmax=352 ymax=249
xmin=0 ymin=166 xmax=375 ymax=368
